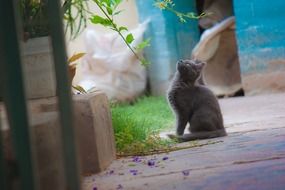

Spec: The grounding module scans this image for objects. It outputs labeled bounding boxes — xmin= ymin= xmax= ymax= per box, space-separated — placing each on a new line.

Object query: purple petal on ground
xmin=129 ymin=169 xmax=138 ymax=175
xmin=147 ymin=159 xmax=155 ymax=166
xmin=109 ymin=170 xmax=114 ymax=175
xmin=182 ymin=170 xmax=190 ymax=176
xmin=162 ymin=156 xmax=169 ymax=161
xmin=116 ymin=184 xmax=123 ymax=190
xmin=132 ymin=156 xmax=142 ymax=163
xmin=93 ymin=187 xmax=97 ymax=190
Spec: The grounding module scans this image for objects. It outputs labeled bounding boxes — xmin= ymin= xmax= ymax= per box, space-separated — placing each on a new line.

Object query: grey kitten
xmin=167 ymin=59 xmax=226 ymax=142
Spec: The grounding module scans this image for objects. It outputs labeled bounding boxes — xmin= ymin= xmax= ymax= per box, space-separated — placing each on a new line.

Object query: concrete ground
xmin=82 ymin=93 xmax=285 ymax=190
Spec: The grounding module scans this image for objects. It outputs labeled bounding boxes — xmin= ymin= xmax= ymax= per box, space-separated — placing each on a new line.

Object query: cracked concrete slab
xmin=82 ymin=93 xmax=285 ymax=190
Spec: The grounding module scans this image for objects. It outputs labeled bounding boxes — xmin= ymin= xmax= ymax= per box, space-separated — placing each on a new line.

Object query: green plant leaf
xmin=68 ymin=52 xmax=86 ymax=64
xmin=90 ymin=15 xmax=113 ymax=27
xmin=113 ymin=0 xmax=123 ymax=5
xmin=141 ymin=59 xmax=151 ymax=66
xmin=100 ymin=0 xmax=110 ymax=7
xmin=106 ymin=6 xmax=113 ymax=15
xmin=126 ymin=33 xmax=134 ymax=44
xmin=111 ymin=0 xmax=123 ymax=9
xmin=135 ymin=38 xmax=151 ymax=50
xmin=186 ymin=12 xmax=195 ymax=18
xmin=113 ymin=10 xmax=124 ymax=16
xmin=72 ymin=85 xmax=87 ymax=94
xmin=118 ymin=26 xmax=128 ymax=32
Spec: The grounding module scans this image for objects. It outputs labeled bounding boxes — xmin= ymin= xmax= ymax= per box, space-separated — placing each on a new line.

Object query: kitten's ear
xmin=177 ymin=59 xmax=183 ymax=65
xmin=200 ymin=62 xmax=207 ymax=68
xmin=196 ymin=61 xmax=207 ymax=71
xmin=176 ymin=60 xmax=184 ymax=72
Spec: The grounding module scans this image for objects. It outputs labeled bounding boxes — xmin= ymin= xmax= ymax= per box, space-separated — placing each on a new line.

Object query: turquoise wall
xmin=234 ymin=0 xmax=285 ymax=74
xmin=136 ymin=0 xmax=200 ymax=95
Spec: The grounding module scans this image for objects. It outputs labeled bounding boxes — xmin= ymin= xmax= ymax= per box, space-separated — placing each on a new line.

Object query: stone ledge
xmin=1 ymin=91 xmax=115 ymax=189
xmin=73 ymin=92 xmax=116 ymax=174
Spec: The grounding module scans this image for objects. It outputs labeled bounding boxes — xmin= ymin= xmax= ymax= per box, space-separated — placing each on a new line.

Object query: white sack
xmin=73 ymin=22 xmax=148 ymax=101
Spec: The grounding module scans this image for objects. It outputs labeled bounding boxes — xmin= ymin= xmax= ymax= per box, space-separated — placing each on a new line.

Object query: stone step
xmin=1 ymin=91 xmax=115 ymax=189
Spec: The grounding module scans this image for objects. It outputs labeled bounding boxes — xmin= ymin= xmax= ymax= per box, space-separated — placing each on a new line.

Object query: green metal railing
xmin=0 ymin=121 xmax=7 ymax=189
xmin=0 ymin=0 xmax=35 ymax=189
xmin=0 ymin=0 xmax=80 ymax=189
xmin=47 ymin=0 xmax=81 ymax=190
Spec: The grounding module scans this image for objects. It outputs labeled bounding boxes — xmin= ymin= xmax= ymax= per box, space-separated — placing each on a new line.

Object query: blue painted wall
xmin=233 ymin=0 xmax=285 ymax=94
xmin=136 ymin=0 xmax=200 ymax=95
xmin=234 ymin=0 xmax=285 ymax=74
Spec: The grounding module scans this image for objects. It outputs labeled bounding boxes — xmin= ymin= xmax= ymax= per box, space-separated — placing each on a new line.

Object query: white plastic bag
xmin=73 ymin=22 xmax=148 ymax=101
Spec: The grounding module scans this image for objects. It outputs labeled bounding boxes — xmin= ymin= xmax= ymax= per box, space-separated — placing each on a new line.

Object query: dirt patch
xmin=242 ymin=71 xmax=285 ymax=95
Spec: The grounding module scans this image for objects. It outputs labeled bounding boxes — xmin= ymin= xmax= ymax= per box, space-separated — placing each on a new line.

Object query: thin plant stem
xmin=93 ymin=0 xmax=143 ymax=62
xmin=164 ymin=6 xmax=208 ymax=19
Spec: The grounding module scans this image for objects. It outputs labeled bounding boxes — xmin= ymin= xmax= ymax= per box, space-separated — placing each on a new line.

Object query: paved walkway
xmin=83 ymin=93 xmax=285 ymax=190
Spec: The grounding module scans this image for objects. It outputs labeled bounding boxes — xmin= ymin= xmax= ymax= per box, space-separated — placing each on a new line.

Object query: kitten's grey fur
xmin=167 ymin=59 xmax=226 ymax=142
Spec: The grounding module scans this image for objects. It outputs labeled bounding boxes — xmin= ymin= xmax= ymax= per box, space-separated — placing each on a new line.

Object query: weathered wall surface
xmin=234 ymin=0 xmax=285 ymax=95
xmin=136 ymin=0 xmax=200 ymax=95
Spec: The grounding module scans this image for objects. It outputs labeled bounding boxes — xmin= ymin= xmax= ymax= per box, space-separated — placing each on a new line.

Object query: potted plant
xmin=21 ymin=0 xmax=56 ymax=99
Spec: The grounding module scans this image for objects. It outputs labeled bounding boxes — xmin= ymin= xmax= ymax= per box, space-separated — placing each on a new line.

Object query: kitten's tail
xmin=168 ymin=129 xmax=227 ymax=142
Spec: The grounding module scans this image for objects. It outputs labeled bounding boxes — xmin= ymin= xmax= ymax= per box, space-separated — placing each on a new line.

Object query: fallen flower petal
xmin=148 ymin=160 xmax=155 ymax=166
xmin=106 ymin=170 xmax=114 ymax=175
xmin=129 ymin=169 xmax=138 ymax=175
xmin=116 ymin=184 xmax=123 ymax=190
xmin=132 ymin=156 xmax=142 ymax=163
xmin=162 ymin=156 xmax=169 ymax=161
xmin=182 ymin=170 xmax=190 ymax=176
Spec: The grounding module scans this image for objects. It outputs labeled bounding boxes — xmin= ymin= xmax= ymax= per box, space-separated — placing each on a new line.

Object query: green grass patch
xmin=111 ymin=96 xmax=176 ymax=156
